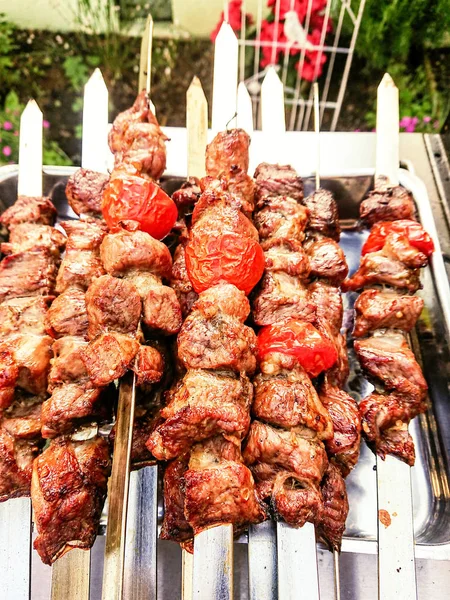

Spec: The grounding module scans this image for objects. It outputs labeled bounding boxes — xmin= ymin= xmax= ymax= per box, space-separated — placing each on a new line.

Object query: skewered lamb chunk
xmin=317 ymin=463 xmax=349 ymax=551
xmin=254 ymin=196 xmax=309 ymax=242
xmin=254 ymin=163 xmax=304 ymax=203
xmin=45 ymin=288 xmax=89 ymax=339
xmin=360 ymin=185 xmax=416 ymax=225
xmin=304 ymin=235 xmax=348 ymax=284
xmin=1 ymin=223 xmax=66 ymax=256
xmin=205 ymin=128 xmax=250 ymax=178
xmin=303 ymin=189 xmax=341 ymax=240
xmin=160 ymin=455 xmax=193 ymax=550
xmin=0 ymin=296 xmax=51 ymax=337
xmin=0 ymin=251 xmax=59 ymax=302
xmin=65 ymin=168 xmax=109 ymax=216
xmin=0 ymin=196 xmax=57 ymax=228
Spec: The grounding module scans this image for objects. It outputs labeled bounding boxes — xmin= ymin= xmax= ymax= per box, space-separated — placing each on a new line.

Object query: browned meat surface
xmin=319 ymin=384 xmax=361 ymax=476
xmin=45 ymin=288 xmax=88 ymax=339
xmin=81 ymin=332 xmax=140 ymax=387
xmin=172 ymin=177 xmax=201 ymax=211
xmin=354 ymin=333 xmax=428 ymax=398
xmin=0 ymin=196 xmax=57 ymax=228
xmin=253 ymin=359 xmax=332 ymax=439
xmin=1 ymin=223 xmax=66 ymax=256
xmin=304 ymin=236 xmax=348 ymax=284
xmin=0 ymin=250 xmax=58 ymax=302
xmin=317 ymin=327 xmax=350 ymax=389
xmin=170 ymin=245 xmax=198 ymax=317
xmin=342 ymin=251 xmax=421 ymax=293
xmin=47 ymin=337 xmax=88 ymax=391
xmin=190 ymin=282 xmax=251 ymax=321
xmin=303 ymin=189 xmax=340 ymax=240
xmin=360 ymin=186 xmax=416 ymax=225
xmin=383 ymin=232 xmax=429 ymax=269
xmin=185 ymin=436 xmax=265 ymax=534
xmin=0 ymin=399 xmax=42 ymax=501
xmin=262 ymin=238 xmax=310 ymax=278
xmin=132 ymin=345 xmax=164 ymax=387
xmin=309 ymin=281 xmax=343 ymax=337
xmin=0 ymin=296 xmax=50 ymax=337
xmin=60 ymin=219 xmax=107 ymax=251
xmin=55 ymin=250 xmax=105 ymax=294
xmin=41 ymin=385 xmax=104 ymax=438
xmin=252 ymin=271 xmax=315 ymax=326
xmin=100 ymin=228 xmax=172 ymax=280
xmin=243 ymin=421 xmax=328 ymax=527
xmin=205 ymin=129 xmax=250 ymax=177
xmin=224 ymin=168 xmax=255 ymax=211
xmin=317 ymin=463 xmax=349 ymax=551
xmin=353 ymin=289 xmax=424 ymax=337
xmin=32 ymin=435 xmax=110 ymax=565
xmin=0 ymin=349 xmax=18 ymax=410
xmin=160 ymin=456 xmax=194 ymax=550
xmin=85 ymin=275 xmax=141 ymax=339
xmin=143 ymin=283 xmax=182 ymax=335
xmin=254 ymin=163 xmax=304 ymax=203
xmin=65 ymin=168 xmax=109 ymax=216
xmin=254 ymin=196 xmax=308 ymax=242
xmin=148 ymin=369 xmax=252 ymax=460
xmin=359 ymin=392 xmax=426 ymax=465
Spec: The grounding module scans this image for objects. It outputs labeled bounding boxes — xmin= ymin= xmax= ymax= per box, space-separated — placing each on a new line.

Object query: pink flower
xmin=3 ymin=121 xmax=12 ymax=131
xmin=399 ymin=116 xmax=419 ymax=133
xmin=423 ymin=116 xmax=431 ymax=123
xmin=2 ymin=146 xmax=12 ymax=157
xmin=211 ymin=0 xmax=253 ymax=42
xmin=43 ymin=120 xmax=50 ymax=129
xmin=14 ymin=131 xmax=18 ymax=137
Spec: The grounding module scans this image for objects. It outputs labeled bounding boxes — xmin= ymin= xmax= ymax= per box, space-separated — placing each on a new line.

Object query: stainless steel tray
xmin=0 ymin=165 xmax=449 ymax=600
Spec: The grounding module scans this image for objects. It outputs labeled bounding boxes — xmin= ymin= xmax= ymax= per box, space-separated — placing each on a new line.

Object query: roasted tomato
xmin=185 ymin=232 xmax=265 ymax=295
xmin=102 ymin=174 xmax=177 ymax=240
xmin=257 ymin=320 xmax=338 ymax=377
xmin=362 ymin=220 xmax=434 ymax=257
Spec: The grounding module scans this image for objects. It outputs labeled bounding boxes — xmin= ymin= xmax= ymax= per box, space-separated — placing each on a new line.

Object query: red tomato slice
xmin=362 ymin=220 xmax=434 ymax=257
xmin=185 ymin=231 xmax=265 ymax=295
xmin=257 ymin=320 xmax=338 ymax=377
xmin=102 ymin=174 xmax=178 ymax=240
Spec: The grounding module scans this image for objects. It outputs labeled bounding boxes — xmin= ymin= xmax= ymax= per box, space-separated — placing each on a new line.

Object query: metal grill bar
xmin=248 ymin=521 xmax=278 ymax=600
xmin=192 ymin=524 xmax=234 ymax=600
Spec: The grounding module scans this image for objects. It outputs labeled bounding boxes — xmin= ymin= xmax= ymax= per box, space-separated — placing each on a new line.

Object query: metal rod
xmin=51 ymin=549 xmax=90 ymax=600
xmin=0 ymin=499 xmax=32 ymax=599
xmin=248 ymin=521 xmax=278 ymax=600
xmin=192 ymin=524 xmax=234 ymax=600
xmin=182 ymin=550 xmax=194 ymax=600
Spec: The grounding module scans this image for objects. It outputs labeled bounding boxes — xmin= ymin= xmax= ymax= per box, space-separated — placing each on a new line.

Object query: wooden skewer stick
xmin=0 ymin=99 xmax=43 ymax=600
xmin=139 ymin=14 xmax=156 ymax=114
xmin=375 ymin=73 xmax=417 ymax=600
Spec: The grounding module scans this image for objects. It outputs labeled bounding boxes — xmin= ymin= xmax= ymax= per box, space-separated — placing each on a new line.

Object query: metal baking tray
xmin=0 ymin=165 xmax=449 ymax=600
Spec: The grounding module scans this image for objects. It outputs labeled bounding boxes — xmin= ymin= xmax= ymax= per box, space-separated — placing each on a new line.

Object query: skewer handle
xmin=248 ymin=521 xmax=277 ymax=600
xmin=82 ymin=68 xmax=109 ymax=173
xmin=187 ymin=77 xmax=208 ymax=178
xmin=18 ymin=100 xmax=43 ymax=196
xmin=375 ymin=73 xmax=400 ymax=186
xmin=212 ymin=22 xmax=238 ymax=133
xmin=51 ymin=549 xmax=90 ymax=600
xmin=192 ymin=524 xmax=234 ymax=600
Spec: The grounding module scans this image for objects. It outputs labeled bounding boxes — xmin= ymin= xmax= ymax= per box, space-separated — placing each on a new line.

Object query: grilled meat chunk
xmin=148 ymin=370 xmax=252 ymax=460
xmin=252 ymin=271 xmax=315 ymax=326
xmin=243 ymin=421 xmax=328 ymax=527
xmin=47 ymin=337 xmax=88 ymax=391
xmin=360 ymin=186 xmax=416 ymax=225
xmin=0 ymin=296 xmax=50 ymax=337
xmin=170 ymin=245 xmax=198 ymax=317
xmin=185 ymin=436 xmax=265 ymax=534
xmin=60 ymin=219 xmax=107 ymax=251
xmin=131 ymin=345 xmax=164 ymax=388
xmin=172 ymin=177 xmax=201 ymax=212
xmin=254 ymin=163 xmax=304 ymax=203
xmin=143 ymin=282 xmax=182 ymax=335
xmin=317 ymin=463 xmax=349 ymax=551
xmin=354 ymin=333 xmax=428 ymax=398
xmin=304 ymin=236 xmax=348 ymax=284
xmin=0 ymin=349 xmax=18 ymax=410
xmin=65 ymin=168 xmax=109 ymax=216
xmin=81 ymin=332 xmax=140 ymax=387
xmin=254 ymin=196 xmax=308 ymax=242
xmin=0 ymin=196 xmax=56 ymax=228
xmin=319 ymin=384 xmax=361 ymax=476
xmin=303 ymin=189 xmax=340 ymax=240
xmin=353 ymin=289 xmax=424 ymax=337
xmin=309 ymin=281 xmax=343 ymax=337
xmin=85 ymin=275 xmax=141 ymax=339
xmin=0 ymin=250 xmax=58 ymax=302
xmin=32 ymin=435 xmax=110 ymax=565
xmin=1 ymin=223 xmax=66 ymax=256
xmin=100 ymin=228 xmax=172 ymax=279
xmin=262 ymin=238 xmax=310 ymax=278
xmin=205 ymin=128 xmax=250 ymax=177
xmin=160 ymin=456 xmax=194 ymax=550
xmin=45 ymin=288 xmax=88 ymax=339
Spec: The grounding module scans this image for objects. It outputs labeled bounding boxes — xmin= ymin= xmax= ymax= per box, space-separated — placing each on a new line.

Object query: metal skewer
xmin=0 ymin=99 xmax=43 ymax=600
xmin=374 ymin=73 xmax=417 ymax=600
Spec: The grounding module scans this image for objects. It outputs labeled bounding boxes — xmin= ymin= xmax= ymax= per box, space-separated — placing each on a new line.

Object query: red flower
xmin=259 ymin=19 xmax=300 ymax=68
xmin=211 ymin=0 xmax=254 ymax=42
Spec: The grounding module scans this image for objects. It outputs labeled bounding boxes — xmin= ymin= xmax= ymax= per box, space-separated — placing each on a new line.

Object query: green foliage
xmin=0 ymin=14 xmax=18 ymax=88
xmin=63 ymin=56 xmax=90 ymax=91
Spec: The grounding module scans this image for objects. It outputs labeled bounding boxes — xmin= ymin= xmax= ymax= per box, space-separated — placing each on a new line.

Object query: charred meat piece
xmin=170 ymin=245 xmax=198 ymax=317
xmin=148 ymin=369 xmax=252 ymax=460
xmin=100 ymin=228 xmax=172 ymax=280
xmin=185 ymin=436 xmax=265 ymax=535
xmin=132 ymin=345 xmax=164 ymax=388
xmin=47 ymin=337 xmax=88 ymax=391
xmin=303 ymin=189 xmax=340 ymax=240
xmin=0 ymin=296 xmax=50 ymax=337
xmin=254 ymin=196 xmax=308 ymax=242
xmin=45 ymin=288 xmax=88 ymax=339
xmin=252 ymin=271 xmax=315 ymax=327
xmin=0 ymin=250 xmax=58 ymax=302
xmin=108 ymin=90 xmax=160 ymax=152
xmin=160 ymin=456 xmax=194 ymax=550
xmin=317 ymin=327 xmax=350 ymax=389
xmin=65 ymin=168 xmax=109 ymax=216
xmin=360 ymin=186 xmax=416 ymax=225
xmin=319 ymin=384 xmax=361 ymax=476
xmin=254 ymin=163 xmax=304 ymax=203
xmin=32 ymin=435 xmax=110 ymax=565
xmin=309 ymin=281 xmax=343 ymax=337
xmin=262 ymin=238 xmax=310 ymax=278
xmin=142 ymin=282 xmax=182 ymax=336
xmin=85 ymin=275 xmax=141 ymax=339
xmin=115 ymin=120 xmax=168 ymax=181
xmin=304 ymin=236 xmax=348 ymax=284
xmin=342 ymin=252 xmax=421 ymax=293
xmin=60 ymin=219 xmax=108 ymax=251
xmin=81 ymin=332 xmax=140 ymax=387
xmin=1 ymin=223 xmax=66 ymax=256
xmin=0 ymin=196 xmax=57 ymax=228
xmin=354 ymin=333 xmax=428 ymax=398
xmin=190 ymin=282 xmax=251 ymax=322
xmin=205 ymin=128 xmax=250 ymax=177
xmin=0 ymin=349 xmax=18 ymax=410
xmin=41 ymin=384 xmax=105 ymax=438
xmin=317 ymin=463 xmax=349 ymax=551
xmin=172 ymin=177 xmax=201 ymax=212
xmin=359 ymin=392 xmax=426 ymax=465
xmin=382 ymin=232 xmax=429 ymax=269
xmin=353 ymin=289 xmax=424 ymax=337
